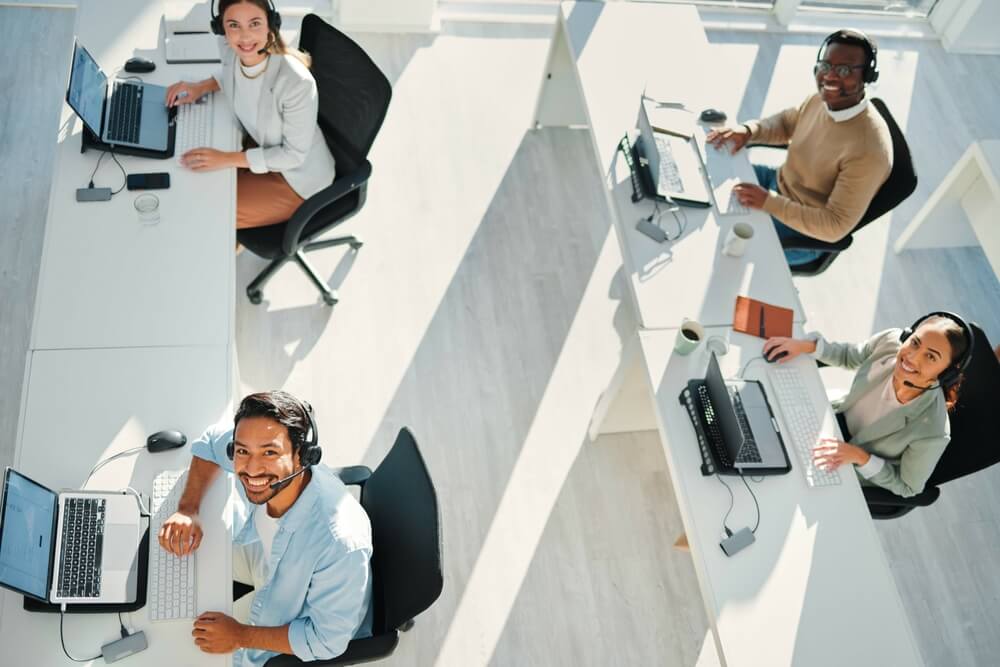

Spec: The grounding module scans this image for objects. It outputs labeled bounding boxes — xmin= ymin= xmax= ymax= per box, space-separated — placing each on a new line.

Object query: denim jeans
xmin=752 ymin=164 xmax=822 ymax=267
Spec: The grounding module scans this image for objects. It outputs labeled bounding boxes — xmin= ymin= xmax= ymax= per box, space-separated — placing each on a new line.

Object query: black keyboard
xmin=57 ymin=497 xmax=105 ymax=599
xmin=106 ymin=82 xmax=143 ymax=144
xmin=731 ymin=391 xmax=762 ymax=463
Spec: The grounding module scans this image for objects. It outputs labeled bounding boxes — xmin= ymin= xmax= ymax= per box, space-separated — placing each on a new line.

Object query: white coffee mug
xmin=723 ymin=222 xmax=754 ymax=257
xmin=675 ymin=318 xmax=705 ymax=355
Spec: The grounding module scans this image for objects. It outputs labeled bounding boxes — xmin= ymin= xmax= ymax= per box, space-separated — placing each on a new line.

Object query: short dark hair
xmin=234 ymin=391 xmax=310 ymax=452
xmin=823 ymin=29 xmax=876 ymax=65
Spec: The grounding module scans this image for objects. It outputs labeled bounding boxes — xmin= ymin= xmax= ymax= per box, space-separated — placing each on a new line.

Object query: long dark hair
xmin=218 ymin=0 xmax=311 ymax=68
xmin=924 ymin=315 xmax=969 ymax=411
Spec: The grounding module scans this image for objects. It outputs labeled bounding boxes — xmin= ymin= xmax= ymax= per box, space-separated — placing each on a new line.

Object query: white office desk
xmin=533 ymin=1 xmax=804 ymax=331
xmin=30 ymin=0 xmax=238 ymax=350
xmin=638 ymin=328 xmax=923 ymax=667
xmin=0 ymin=344 xmax=233 ymax=666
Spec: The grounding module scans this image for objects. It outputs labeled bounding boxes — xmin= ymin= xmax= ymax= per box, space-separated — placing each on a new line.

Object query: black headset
xmin=898 ymin=311 xmax=975 ymax=389
xmin=815 ymin=29 xmax=879 ymax=84
xmin=227 ymin=396 xmax=322 ymax=468
xmin=210 ymin=0 xmax=282 ymax=37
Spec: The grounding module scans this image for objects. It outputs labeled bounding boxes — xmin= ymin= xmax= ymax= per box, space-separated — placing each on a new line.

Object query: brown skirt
xmin=236 ymin=169 xmax=305 ymax=229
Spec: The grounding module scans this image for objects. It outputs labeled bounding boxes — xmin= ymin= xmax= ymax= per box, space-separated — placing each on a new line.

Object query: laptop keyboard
xmin=149 ymin=469 xmax=197 ymax=621
xmin=730 ymin=391 xmax=762 ymax=463
xmin=654 ymin=134 xmax=685 ymax=193
xmin=107 ymin=82 xmax=143 ymax=144
xmin=768 ymin=366 xmax=842 ymax=487
xmin=57 ymin=497 xmax=106 ymax=598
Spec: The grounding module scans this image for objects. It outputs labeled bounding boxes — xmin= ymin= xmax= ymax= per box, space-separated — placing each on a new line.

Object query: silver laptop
xmin=66 ymin=40 xmax=173 ymax=153
xmin=0 ymin=468 xmax=141 ymax=604
xmin=637 ymin=97 xmax=711 ymax=207
xmin=702 ymin=353 xmax=791 ymax=474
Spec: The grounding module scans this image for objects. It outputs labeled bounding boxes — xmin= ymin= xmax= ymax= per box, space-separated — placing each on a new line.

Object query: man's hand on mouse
xmin=192 ymin=612 xmax=245 ymax=653
xmin=158 ymin=510 xmax=203 ymax=556
xmin=706 ymin=126 xmax=751 ymax=154
xmin=763 ymin=336 xmax=817 ymax=363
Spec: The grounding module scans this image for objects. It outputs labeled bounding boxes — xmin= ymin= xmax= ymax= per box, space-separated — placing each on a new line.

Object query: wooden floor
xmin=3 ymin=6 xmax=1000 ymax=666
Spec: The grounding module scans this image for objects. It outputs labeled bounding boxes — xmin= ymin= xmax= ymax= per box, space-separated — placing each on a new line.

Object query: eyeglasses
xmin=814 ymin=61 xmax=866 ymax=78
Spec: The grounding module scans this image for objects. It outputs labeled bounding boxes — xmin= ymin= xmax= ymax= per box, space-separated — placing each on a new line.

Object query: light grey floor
xmin=3 ymin=6 xmax=1000 ymax=667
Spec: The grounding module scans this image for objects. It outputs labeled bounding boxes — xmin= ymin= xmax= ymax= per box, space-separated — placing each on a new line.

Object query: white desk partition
xmin=534 ymin=2 xmax=805 ymax=330
xmin=31 ymin=0 xmax=238 ymax=350
xmin=638 ymin=328 xmax=923 ymax=667
xmin=894 ymin=139 xmax=1000 ymax=282
xmin=1 ymin=344 xmax=233 ymax=665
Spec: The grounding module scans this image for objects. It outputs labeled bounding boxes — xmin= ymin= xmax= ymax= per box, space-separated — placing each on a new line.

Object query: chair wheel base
xmin=247 ymin=289 xmax=263 ymax=305
xmin=322 ymin=292 xmax=339 ymax=306
xmin=399 ymin=619 xmax=414 ymax=632
xmin=350 ymin=237 xmax=364 ymax=250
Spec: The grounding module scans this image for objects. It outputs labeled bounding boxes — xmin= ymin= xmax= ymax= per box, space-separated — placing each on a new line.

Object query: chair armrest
xmin=862 ymin=485 xmax=940 ymax=508
xmin=282 ymin=160 xmax=373 ymax=256
xmin=779 ymin=234 xmax=853 ymax=253
xmin=330 ymin=465 xmax=372 ymax=487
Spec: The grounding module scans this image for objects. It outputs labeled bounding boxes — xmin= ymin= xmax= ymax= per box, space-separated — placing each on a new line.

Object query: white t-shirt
xmin=253 ymin=504 xmax=281 ymax=568
xmin=233 ymin=57 xmax=268 ymax=141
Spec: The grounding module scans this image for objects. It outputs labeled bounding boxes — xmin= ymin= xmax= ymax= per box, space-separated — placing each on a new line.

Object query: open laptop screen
xmin=66 ymin=40 xmax=107 ymax=137
xmin=704 ymin=352 xmax=746 ymax=462
xmin=0 ymin=468 xmax=58 ymax=601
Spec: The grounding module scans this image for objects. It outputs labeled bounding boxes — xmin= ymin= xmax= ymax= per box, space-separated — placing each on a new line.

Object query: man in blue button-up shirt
xmin=158 ymin=391 xmax=373 ymax=667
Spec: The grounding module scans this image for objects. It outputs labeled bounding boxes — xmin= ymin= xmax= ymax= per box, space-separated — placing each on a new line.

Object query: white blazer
xmin=214 ymin=45 xmax=336 ymax=199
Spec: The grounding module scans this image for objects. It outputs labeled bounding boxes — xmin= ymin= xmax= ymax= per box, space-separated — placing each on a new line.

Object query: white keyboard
xmin=695 ymin=131 xmax=750 ymax=216
xmin=718 ymin=179 xmax=750 ymax=216
xmin=767 ymin=366 xmax=842 ymax=487
xmin=174 ymin=96 xmax=214 ymax=162
xmin=148 ymin=469 xmax=197 ymax=621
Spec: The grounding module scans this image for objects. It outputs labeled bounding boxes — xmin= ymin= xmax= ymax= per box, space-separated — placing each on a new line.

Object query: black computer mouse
xmin=147 ymin=430 xmax=187 ymax=453
xmin=124 ymin=57 xmax=156 ymax=74
xmin=700 ymin=108 xmax=727 ymax=123
xmin=765 ymin=349 xmax=789 ymax=363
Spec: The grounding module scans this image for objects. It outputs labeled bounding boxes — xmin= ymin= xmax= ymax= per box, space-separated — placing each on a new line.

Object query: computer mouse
xmin=124 ymin=57 xmax=156 ymax=74
xmin=147 ymin=430 xmax=187 ymax=453
xmin=765 ymin=349 xmax=789 ymax=363
xmin=700 ymin=108 xmax=727 ymax=123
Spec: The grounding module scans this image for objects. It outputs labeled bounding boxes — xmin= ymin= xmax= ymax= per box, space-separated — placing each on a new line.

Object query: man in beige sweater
xmin=707 ymin=30 xmax=892 ymax=266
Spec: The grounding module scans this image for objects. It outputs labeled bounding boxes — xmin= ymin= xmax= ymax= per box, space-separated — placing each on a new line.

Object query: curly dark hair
xmin=233 ymin=390 xmax=311 ymax=452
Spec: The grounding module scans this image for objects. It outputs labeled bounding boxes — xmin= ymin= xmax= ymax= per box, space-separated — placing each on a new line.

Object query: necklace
xmin=240 ymin=56 xmax=269 ymax=80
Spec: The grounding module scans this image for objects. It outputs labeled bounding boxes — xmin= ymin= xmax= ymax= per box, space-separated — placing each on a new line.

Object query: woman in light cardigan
xmin=164 ymin=0 xmax=336 ymax=229
xmin=764 ymin=314 xmax=971 ymax=498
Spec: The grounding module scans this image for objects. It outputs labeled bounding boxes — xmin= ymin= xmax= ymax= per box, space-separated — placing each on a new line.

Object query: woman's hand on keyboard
xmin=813 ymin=438 xmax=870 ymax=471
xmin=166 ymin=81 xmax=207 ymax=108
xmin=707 ymin=126 xmax=751 ymax=154
xmin=181 ymin=148 xmax=238 ymax=172
xmin=159 ymin=510 xmax=203 ymax=556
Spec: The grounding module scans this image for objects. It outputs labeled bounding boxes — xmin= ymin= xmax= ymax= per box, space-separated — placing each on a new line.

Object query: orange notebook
xmin=733 ymin=296 xmax=793 ymax=339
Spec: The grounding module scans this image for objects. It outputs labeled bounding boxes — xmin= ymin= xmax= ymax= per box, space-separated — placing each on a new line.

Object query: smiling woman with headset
xmin=164 ymin=0 xmax=336 ymax=230
xmin=764 ymin=313 xmax=973 ymax=498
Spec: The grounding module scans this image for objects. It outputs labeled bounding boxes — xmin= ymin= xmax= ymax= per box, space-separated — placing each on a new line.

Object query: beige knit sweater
xmin=745 ymin=93 xmax=893 ymax=243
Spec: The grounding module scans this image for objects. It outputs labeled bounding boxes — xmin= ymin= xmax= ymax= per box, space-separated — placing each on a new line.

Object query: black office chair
xmin=750 ymin=98 xmax=917 ymax=276
xmin=238 ymin=14 xmax=392 ymax=306
xmin=864 ymin=322 xmax=1000 ymax=519
xmin=264 ymin=427 xmax=443 ymax=666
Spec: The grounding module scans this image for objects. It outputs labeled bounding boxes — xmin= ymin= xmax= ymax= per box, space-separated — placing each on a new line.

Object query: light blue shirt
xmin=191 ymin=424 xmax=373 ymax=667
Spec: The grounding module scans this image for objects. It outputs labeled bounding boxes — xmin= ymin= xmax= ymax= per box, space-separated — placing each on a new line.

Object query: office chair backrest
xmin=361 ymin=428 xmax=443 ymax=634
xmin=855 ymin=98 xmax=916 ymax=230
xmin=926 ymin=322 xmax=1000 ymax=487
xmin=299 ymin=14 xmax=392 ymax=177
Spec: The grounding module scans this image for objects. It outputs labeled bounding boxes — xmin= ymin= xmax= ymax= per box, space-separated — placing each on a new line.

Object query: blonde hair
xmin=219 ymin=0 xmax=311 ymax=68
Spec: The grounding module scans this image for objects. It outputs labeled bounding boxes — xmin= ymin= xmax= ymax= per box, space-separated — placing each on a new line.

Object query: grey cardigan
xmin=813 ymin=328 xmax=950 ymax=497
xmin=214 ymin=45 xmax=336 ymax=199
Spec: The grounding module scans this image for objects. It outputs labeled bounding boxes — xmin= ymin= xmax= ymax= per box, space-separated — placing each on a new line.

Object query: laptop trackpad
xmin=103 ymin=524 xmax=140 ymax=571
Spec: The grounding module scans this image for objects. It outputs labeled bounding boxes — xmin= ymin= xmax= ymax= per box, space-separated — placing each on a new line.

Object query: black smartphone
xmin=126 ymin=172 xmax=170 ymax=190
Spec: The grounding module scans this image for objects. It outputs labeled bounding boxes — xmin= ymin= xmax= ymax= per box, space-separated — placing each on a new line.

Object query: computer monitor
xmin=66 ymin=40 xmax=108 ymax=137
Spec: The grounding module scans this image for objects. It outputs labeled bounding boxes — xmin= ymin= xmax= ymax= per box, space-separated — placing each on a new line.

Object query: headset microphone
xmin=268 ymin=466 xmax=309 ymax=491
xmin=902 ymin=379 xmax=936 ymax=392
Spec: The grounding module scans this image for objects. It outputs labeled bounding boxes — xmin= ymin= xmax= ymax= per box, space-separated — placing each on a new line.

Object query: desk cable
xmin=643 ymin=198 xmax=688 ymax=242
xmin=83 ymin=447 xmax=152 ymax=517
xmin=715 ymin=472 xmax=761 ymax=537
xmin=736 ymin=355 xmax=765 ymax=379
xmin=58 ymin=607 xmax=132 ymax=662
xmin=86 ymin=147 xmax=128 ymax=196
